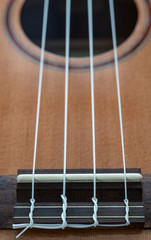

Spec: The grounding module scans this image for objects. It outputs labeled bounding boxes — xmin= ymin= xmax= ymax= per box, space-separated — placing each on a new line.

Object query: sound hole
xmin=21 ymin=0 xmax=137 ymax=57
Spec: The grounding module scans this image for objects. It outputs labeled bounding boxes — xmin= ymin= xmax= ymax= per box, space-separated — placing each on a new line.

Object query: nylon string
xmin=109 ymin=0 xmax=128 ymax=202
xmin=13 ymin=0 xmax=130 ymax=235
xmin=62 ymin=0 xmax=71 ymax=202
xmin=14 ymin=0 xmax=50 ymax=237
xmin=108 ymin=0 xmax=130 ymax=226
xmin=87 ymin=0 xmax=98 ymax=227
xmin=61 ymin=0 xmax=71 ymax=229
xmin=31 ymin=0 xmax=49 ymax=202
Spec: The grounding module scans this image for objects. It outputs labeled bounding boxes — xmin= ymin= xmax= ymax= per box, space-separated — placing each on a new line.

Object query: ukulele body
xmin=1 ymin=0 xmax=151 ymax=239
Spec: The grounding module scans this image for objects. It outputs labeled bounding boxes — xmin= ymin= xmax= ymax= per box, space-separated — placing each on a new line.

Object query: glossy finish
xmin=1 ymin=0 xmax=151 ymax=239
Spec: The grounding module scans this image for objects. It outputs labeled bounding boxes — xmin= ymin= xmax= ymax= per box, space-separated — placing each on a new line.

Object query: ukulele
xmin=1 ymin=0 xmax=151 ymax=239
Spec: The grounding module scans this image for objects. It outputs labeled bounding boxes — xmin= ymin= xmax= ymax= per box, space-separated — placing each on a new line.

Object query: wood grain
xmin=0 ymin=0 xmax=151 ymax=239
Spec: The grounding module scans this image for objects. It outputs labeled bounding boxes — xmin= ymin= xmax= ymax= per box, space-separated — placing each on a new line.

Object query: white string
xmin=92 ymin=197 xmax=99 ymax=227
xmin=13 ymin=0 xmax=130 ymax=234
xmin=31 ymin=0 xmax=49 ymax=203
xmin=61 ymin=0 xmax=71 ymax=229
xmin=87 ymin=0 xmax=98 ymax=227
xmin=61 ymin=195 xmax=68 ymax=229
xmin=108 ymin=0 xmax=129 ymax=226
xmin=14 ymin=0 xmax=50 ymax=237
xmin=14 ymin=199 xmax=35 ymax=238
xmin=13 ymin=0 xmax=73 ymax=234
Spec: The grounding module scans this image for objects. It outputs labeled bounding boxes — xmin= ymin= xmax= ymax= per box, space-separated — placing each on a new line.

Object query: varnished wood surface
xmin=1 ymin=0 xmax=151 ymax=239
xmin=1 ymin=0 xmax=151 ymax=175
xmin=0 ymin=229 xmax=150 ymax=240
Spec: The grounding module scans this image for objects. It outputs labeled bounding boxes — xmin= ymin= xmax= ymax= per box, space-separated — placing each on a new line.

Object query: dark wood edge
xmin=0 ymin=172 xmax=151 ymax=229
xmin=18 ymin=168 xmax=141 ymax=175
xmin=13 ymin=202 xmax=144 ymax=227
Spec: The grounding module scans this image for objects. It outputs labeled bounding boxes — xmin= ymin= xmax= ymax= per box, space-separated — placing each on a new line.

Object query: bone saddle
xmin=0 ymin=168 xmax=150 ymax=229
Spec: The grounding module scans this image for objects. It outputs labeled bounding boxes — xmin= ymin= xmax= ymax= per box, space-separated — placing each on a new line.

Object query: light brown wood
xmin=1 ymin=0 xmax=151 ymax=239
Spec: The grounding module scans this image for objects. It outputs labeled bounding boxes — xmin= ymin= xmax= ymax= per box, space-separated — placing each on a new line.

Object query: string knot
xmin=124 ymin=199 xmax=130 ymax=226
xmin=61 ymin=195 xmax=68 ymax=229
xmin=92 ymin=197 xmax=99 ymax=227
xmin=15 ymin=198 xmax=35 ymax=238
xmin=29 ymin=198 xmax=35 ymax=228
